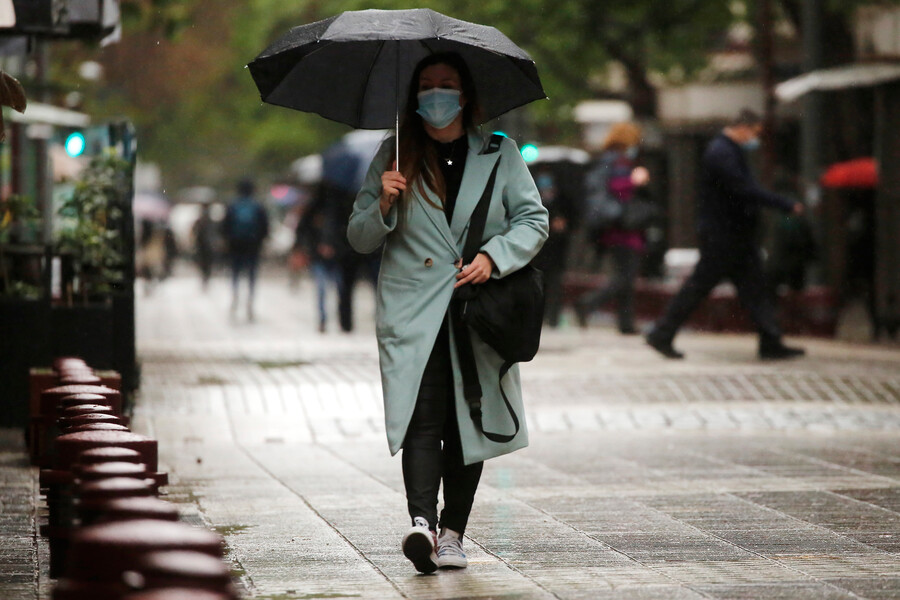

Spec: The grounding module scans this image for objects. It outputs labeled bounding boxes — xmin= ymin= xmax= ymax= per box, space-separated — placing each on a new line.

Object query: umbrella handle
xmin=395 ymin=53 xmax=400 ymax=172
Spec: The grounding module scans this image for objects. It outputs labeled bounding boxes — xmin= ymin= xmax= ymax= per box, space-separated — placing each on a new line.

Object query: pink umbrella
xmin=132 ymin=193 xmax=171 ymax=222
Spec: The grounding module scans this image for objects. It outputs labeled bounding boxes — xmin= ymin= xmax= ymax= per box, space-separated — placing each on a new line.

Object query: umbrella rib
xmin=358 ymin=40 xmax=387 ymax=129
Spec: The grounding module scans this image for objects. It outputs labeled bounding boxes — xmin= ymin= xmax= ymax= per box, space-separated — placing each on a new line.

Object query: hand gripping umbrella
xmin=247 ymin=8 xmax=546 ymax=167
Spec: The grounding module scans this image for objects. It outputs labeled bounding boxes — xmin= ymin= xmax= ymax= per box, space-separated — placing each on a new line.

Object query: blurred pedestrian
xmin=645 ymin=109 xmax=805 ymax=359
xmin=223 ymin=178 xmax=269 ymax=322
xmin=192 ymin=203 xmax=217 ymax=291
xmin=575 ymin=122 xmax=648 ymax=334
xmin=530 ymin=162 xmax=580 ymax=328
xmin=291 ymin=191 xmax=340 ymax=333
xmin=347 ymin=53 xmax=548 ymax=574
xmin=135 ymin=218 xmax=167 ymax=296
xmin=162 ymin=226 xmax=178 ymax=279
xmin=318 ymin=132 xmax=383 ymax=332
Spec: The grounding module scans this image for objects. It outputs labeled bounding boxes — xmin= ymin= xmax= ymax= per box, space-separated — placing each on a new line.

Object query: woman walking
xmin=576 ymin=122 xmax=649 ymax=334
xmin=348 ymin=52 xmax=548 ymax=574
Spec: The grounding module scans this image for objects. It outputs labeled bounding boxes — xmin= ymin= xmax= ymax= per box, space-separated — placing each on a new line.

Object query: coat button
xmin=424 ymin=258 xmax=434 ymax=267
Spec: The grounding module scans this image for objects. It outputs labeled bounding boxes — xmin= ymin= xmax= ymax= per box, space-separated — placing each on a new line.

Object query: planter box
xmin=0 ymin=298 xmax=52 ymax=428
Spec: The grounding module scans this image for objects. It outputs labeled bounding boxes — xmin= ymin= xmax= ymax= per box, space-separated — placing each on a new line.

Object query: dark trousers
xmin=230 ymin=252 xmax=260 ymax=307
xmin=337 ymin=254 xmax=379 ymax=332
xmin=402 ymin=321 xmax=483 ymax=535
xmin=579 ymin=245 xmax=640 ymax=331
xmin=652 ymin=235 xmax=781 ymax=344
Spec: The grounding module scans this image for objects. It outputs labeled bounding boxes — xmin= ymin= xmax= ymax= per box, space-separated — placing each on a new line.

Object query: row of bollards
xmin=29 ymin=356 xmax=240 ymax=600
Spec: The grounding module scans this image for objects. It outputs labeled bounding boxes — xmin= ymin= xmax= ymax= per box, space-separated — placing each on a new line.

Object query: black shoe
xmin=759 ymin=342 xmax=805 ymax=360
xmin=645 ymin=330 xmax=684 ymax=359
xmin=619 ymin=325 xmax=639 ymax=335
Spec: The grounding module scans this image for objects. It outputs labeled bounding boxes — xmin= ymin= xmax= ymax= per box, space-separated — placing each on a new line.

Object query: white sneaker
xmin=436 ymin=527 xmax=468 ymax=569
xmin=401 ymin=517 xmax=438 ymax=574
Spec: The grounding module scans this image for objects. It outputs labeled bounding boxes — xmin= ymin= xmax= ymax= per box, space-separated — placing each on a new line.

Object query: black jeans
xmin=402 ymin=320 xmax=483 ymax=535
xmin=652 ymin=234 xmax=782 ymax=344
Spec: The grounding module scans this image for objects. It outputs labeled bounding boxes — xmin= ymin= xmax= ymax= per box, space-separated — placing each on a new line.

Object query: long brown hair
xmin=396 ymin=52 xmax=481 ymax=211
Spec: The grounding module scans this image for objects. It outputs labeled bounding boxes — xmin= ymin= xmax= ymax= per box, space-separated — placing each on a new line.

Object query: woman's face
xmin=418 ymin=63 xmax=466 ymax=106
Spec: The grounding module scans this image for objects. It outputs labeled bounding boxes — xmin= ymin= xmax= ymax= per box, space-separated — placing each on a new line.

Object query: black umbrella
xmin=248 ymin=8 xmax=546 ymax=162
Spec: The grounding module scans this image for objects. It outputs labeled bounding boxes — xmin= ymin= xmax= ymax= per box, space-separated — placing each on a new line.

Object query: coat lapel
xmin=450 ymin=132 xmax=501 ymax=245
xmin=414 ymin=184 xmax=457 ymax=252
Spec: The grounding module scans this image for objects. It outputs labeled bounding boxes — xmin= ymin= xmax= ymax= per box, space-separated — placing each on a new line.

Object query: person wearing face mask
xmin=347 ymin=52 xmax=548 ymax=574
xmin=646 ymin=108 xmax=806 ymax=360
xmin=575 ymin=121 xmax=648 ymax=334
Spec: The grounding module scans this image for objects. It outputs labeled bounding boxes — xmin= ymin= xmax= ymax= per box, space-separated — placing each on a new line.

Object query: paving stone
xmin=695 ymin=582 xmax=857 ymax=599
xmin=6 ymin=271 xmax=900 ymax=599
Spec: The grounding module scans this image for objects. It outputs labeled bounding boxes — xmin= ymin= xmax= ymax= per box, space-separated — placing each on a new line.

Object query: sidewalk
xmin=4 ymin=265 xmax=900 ymax=599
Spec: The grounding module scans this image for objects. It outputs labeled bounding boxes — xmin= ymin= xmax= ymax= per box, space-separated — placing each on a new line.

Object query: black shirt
xmin=422 ymin=135 xmax=468 ymax=387
xmin=432 ymin=135 xmax=468 ymax=224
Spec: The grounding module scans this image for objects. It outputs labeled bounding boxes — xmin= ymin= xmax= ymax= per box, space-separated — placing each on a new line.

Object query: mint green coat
xmin=347 ymin=131 xmax=549 ymax=465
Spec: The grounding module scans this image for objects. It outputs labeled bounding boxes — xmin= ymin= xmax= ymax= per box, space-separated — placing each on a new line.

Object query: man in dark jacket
xmin=646 ymin=109 xmax=805 ymax=360
xmin=223 ymin=179 xmax=269 ymax=322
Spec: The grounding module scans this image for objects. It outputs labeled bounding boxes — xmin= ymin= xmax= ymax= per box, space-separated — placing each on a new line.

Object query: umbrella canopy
xmin=820 ymin=158 xmax=879 ymax=189
xmin=290 ymin=154 xmax=323 ymax=185
xmin=247 ymin=8 xmax=546 ymax=130
xmin=321 ymin=129 xmax=388 ymax=194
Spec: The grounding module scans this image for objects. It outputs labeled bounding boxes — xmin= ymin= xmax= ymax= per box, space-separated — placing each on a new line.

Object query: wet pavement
xmin=3 ymin=265 xmax=900 ymax=599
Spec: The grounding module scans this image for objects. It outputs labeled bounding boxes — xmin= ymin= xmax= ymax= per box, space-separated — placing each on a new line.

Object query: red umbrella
xmin=820 ymin=157 xmax=879 ymax=189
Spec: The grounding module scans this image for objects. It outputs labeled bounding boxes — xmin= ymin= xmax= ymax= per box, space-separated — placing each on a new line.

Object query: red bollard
xmin=121 ymin=551 xmax=238 ymax=599
xmin=60 ymin=413 xmax=126 ymax=432
xmin=53 ymin=519 xmax=225 ymax=599
xmin=49 ymin=477 xmax=160 ymax=577
xmin=33 ymin=386 xmax=123 ymax=466
xmin=53 ymin=357 xmax=89 ymax=371
xmin=80 ymin=496 xmax=180 ymax=526
xmin=54 ymin=430 xmax=159 ymax=473
xmin=67 ymin=423 xmax=131 ymax=434
xmin=60 ymin=403 xmax=116 ymax=418
xmin=42 ymin=385 xmax=122 ymax=418
xmin=125 ymin=589 xmax=232 ymax=600
xmin=59 ymin=372 xmax=103 ymax=385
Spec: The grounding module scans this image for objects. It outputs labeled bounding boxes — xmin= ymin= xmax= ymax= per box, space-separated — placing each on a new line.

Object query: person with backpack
xmin=223 ymin=178 xmax=269 ymax=322
xmin=575 ymin=122 xmax=650 ymax=334
xmin=347 ymin=53 xmax=547 ymax=574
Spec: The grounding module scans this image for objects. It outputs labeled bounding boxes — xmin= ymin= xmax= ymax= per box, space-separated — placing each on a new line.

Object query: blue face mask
xmin=742 ymin=137 xmax=761 ymax=152
xmin=416 ymin=88 xmax=462 ymax=130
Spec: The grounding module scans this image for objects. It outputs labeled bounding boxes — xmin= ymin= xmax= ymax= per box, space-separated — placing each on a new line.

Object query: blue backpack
xmin=228 ymin=200 xmax=263 ymax=243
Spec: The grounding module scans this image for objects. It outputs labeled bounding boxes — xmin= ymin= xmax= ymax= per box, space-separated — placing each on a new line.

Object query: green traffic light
xmin=65 ymin=132 xmax=86 ymax=157
xmin=521 ymin=144 xmax=539 ymax=163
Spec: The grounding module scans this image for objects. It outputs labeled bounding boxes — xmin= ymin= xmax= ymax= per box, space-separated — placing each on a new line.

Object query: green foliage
xmin=0 ymin=194 xmax=40 ymax=244
xmin=56 ymin=153 xmax=133 ymax=301
xmin=0 ymin=195 xmax=43 ymax=299
xmin=59 ymin=0 xmax=900 ymax=187
xmin=119 ymin=0 xmax=198 ymax=38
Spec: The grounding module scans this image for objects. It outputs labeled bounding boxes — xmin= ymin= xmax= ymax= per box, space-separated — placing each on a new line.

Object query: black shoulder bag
xmin=452 ymin=136 xmax=545 ymax=443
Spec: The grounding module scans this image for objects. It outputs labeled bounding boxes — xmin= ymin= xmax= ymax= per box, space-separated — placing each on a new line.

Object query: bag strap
xmin=452 ymin=135 xmax=519 ymax=443
xmin=461 ymin=134 xmax=503 ymax=263
xmin=462 ymin=161 xmax=500 ymax=263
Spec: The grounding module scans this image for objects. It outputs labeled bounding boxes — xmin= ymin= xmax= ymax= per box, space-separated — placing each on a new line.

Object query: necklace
xmin=440 ymin=137 xmax=461 ymax=166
